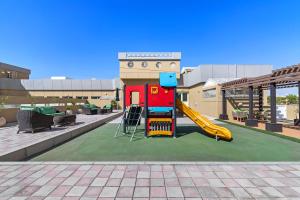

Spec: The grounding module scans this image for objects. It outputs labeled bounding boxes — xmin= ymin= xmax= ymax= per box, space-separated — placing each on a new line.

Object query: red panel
xmin=125 ymin=85 xmax=145 ymax=107
xmin=147 ymin=84 xmax=175 ymax=107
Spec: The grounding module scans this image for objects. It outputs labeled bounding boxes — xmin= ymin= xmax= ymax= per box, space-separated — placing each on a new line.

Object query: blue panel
xmin=159 ymin=72 xmax=177 ymax=87
xmin=148 ymin=107 xmax=173 ymax=112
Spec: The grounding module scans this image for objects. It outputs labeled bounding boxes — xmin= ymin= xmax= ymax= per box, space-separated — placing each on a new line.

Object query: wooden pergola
xmin=220 ymin=64 xmax=300 ymax=132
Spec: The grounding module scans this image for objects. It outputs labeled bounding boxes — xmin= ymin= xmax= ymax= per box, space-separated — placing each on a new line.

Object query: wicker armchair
xmin=17 ymin=110 xmax=53 ymax=133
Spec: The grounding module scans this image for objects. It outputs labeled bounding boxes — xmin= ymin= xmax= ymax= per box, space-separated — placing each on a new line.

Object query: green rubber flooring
xmin=31 ymin=123 xmax=300 ymax=161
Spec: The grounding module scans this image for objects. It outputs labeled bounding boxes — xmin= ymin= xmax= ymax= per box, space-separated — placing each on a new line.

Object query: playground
xmin=32 ymin=72 xmax=300 ymax=161
xmin=32 ymin=119 xmax=300 ymax=161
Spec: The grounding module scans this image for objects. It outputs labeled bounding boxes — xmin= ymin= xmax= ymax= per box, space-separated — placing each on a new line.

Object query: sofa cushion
xmin=39 ymin=106 xmax=57 ymax=115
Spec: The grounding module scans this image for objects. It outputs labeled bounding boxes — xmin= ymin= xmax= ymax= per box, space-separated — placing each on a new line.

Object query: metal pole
xmin=248 ymin=86 xmax=254 ymax=119
xmin=219 ymin=89 xmax=229 ymax=120
xmin=123 ymin=84 xmax=126 ymax=133
xmin=298 ymin=82 xmax=300 ymax=120
xmin=270 ymin=83 xmax=277 ymax=124
xmin=222 ymin=90 xmax=227 ymax=115
xmin=144 ymin=84 xmax=148 ymax=137
xmin=173 ymin=87 xmax=177 ymax=138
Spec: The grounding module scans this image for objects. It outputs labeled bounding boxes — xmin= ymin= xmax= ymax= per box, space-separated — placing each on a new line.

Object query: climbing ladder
xmin=114 ymin=105 xmax=143 ymax=141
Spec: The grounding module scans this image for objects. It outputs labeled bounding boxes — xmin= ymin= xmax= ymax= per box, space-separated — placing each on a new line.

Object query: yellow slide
xmin=176 ymin=99 xmax=232 ymax=141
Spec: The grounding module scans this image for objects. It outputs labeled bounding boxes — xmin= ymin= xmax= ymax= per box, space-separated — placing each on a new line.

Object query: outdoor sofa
xmin=100 ymin=104 xmax=113 ymax=114
xmin=81 ymin=104 xmax=99 ymax=115
xmin=17 ymin=106 xmax=76 ymax=133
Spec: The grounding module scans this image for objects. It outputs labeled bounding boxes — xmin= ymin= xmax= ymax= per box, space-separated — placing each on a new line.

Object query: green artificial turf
xmin=31 ymin=123 xmax=300 ymax=161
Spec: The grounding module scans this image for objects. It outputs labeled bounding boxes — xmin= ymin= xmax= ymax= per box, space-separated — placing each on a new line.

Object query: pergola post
xmin=245 ymin=86 xmax=258 ymax=127
xmin=219 ymin=89 xmax=229 ymax=120
xmin=265 ymin=83 xmax=282 ymax=132
xmin=294 ymin=81 xmax=300 ymax=125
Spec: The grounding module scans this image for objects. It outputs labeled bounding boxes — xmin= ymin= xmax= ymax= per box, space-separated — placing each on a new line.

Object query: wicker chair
xmin=17 ymin=110 xmax=53 ymax=133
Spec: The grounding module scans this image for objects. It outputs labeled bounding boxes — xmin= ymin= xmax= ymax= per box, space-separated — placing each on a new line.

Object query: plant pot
xmin=0 ymin=116 xmax=6 ymax=127
xmin=66 ymin=110 xmax=73 ymax=115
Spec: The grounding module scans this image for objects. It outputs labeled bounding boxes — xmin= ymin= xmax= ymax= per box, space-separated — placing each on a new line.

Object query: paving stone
xmin=192 ymin=178 xmax=209 ymax=187
xmin=228 ymin=187 xmax=251 ymax=198
xmin=260 ymin=187 xmax=285 ymax=198
xmin=276 ymin=187 xmax=300 ymax=197
xmin=120 ymin=178 xmax=136 ymax=187
xmin=197 ymin=186 xmax=218 ymax=198
xmin=215 ymin=171 xmax=231 ymax=179
xmin=82 ymin=186 xmax=102 ymax=197
xmin=234 ymin=179 xmax=255 ymax=187
xmin=99 ymin=187 xmax=118 ymax=198
xmin=83 ymin=170 xmax=99 ymax=178
xmin=137 ymin=171 xmax=150 ymax=179
xmin=65 ymin=186 xmax=87 ymax=197
xmin=244 ymin=187 xmax=266 ymax=198
xmin=163 ymin=171 xmax=177 ymax=178
xmin=151 ymin=171 xmax=163 ymax=178
xmin=106 ymin=178 xmax=122 ymax=186
xmin=164 ymin=178 xmax=180 ymax=187
xmin=117 ymin=187 xmax=134 ymax=198
xmin=221 ymin=179 xmax=240 ymax=187
xmin=150 ymin=187 xmax=166 ymax=198
xmin=207 ymin=179 xmax=225 ymax=187
xmin=62 ymin=177 xmax=80 ymax=186
xmin=133 ymin=187 xmax=149 ymax=198
xmin=50 ymin=186 xmax=72 ymax=197
xmin=110 ymin=171 xmax=124 ymax=179
xmin=151 ymin=178 xmax=164 ymax=186
xmin=263 ymin=177 xmax=285 ymax=187
xmin=181 ymin=187 xmax=200 ymax=197
xmin=179 ymin=178 xmax=194 ymax=187
xmin=15 ymin=186 xmax=40 ymax=196
xmin=135 ymin=179 xmax=150 ymax=187
xmin=166 ymin=187 xmax=184 ymax=198
xmin=76 ymin=177 xmax=94 ymax=186
xmin=91 ymin=178 xmax=108 ymax=187
xmin=31 ymin=176 xmax=52 ymax=186
xmin=32 ymin=185 xmax=57 ymax=197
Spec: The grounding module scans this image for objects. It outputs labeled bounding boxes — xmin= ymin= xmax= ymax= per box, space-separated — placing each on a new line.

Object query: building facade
xmin=0 ymin=52 xmax=273 ymax=120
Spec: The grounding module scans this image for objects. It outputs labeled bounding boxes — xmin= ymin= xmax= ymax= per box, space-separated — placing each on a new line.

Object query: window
xmin=76 ymin=96 xmax=88 ymax=99
xmin=7 ymin=71 xmax=12 ymax=79
xmin=203 ymin=89 xmax=216 ymax=98
xmin=128 ymin=61 xmax=134 ymax=68
xmin=156 ymin=62 xmax=162 ymax=68
xmin=63 ymin=96 xmax=73 ymax=99
xmin=141 ymin=61 xmax=148 ymax=68
xmin=170 ymin=62 xmax=176 ymax=68
xmin=91 ymin=96 xmax=101 ymax=99
xmin=182 ymin=93 xmax=188 ymax=102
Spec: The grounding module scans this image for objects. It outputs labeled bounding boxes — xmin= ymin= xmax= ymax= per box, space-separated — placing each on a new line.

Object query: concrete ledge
xmin=245 ymin=119 xmax=258 ymax=127
xmin=265 ymin=122 xmax=283 ymax=132
xmin=0 ymin=112 xmax=122 ymax=161
xmin=219 ymin=114 xmax=229 ymax=120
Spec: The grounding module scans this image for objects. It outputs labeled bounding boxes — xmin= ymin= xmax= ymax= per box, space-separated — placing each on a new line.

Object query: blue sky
xmin=0 ymin=0 xmax=299 ymax=82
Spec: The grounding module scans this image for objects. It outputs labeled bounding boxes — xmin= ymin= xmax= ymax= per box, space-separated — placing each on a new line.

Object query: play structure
xmin=115 ymin=72 xmax=232 ymax=141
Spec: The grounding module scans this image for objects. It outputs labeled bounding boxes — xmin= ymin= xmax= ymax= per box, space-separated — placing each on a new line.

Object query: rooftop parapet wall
xmin=183 ymin=64 xmax=273 ymax=87
xmin=0 ymin=78 xmax=117 ymax=91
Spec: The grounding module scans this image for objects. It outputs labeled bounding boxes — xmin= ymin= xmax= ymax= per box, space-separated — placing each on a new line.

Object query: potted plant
xmin=65 ymin=105 xmax=73 ymax=115
xmin=0 ymin=96 xmax=8 ymax=127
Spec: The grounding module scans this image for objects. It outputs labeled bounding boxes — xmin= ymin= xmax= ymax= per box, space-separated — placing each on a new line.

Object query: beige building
xmin=119 ymin=52 xmax=181 ymax=86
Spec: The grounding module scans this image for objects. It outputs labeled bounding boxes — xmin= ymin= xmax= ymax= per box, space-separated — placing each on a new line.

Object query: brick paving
xmin=0 ymin=112 xmax=121 ymax=160
xmin=1 ymin=162 xmax=300 ymax=199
